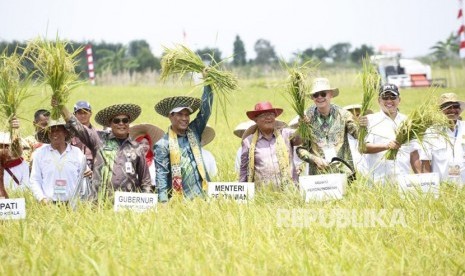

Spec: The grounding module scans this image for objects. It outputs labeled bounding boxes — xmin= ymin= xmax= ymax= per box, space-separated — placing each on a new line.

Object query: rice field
xmin=1 ymin=68 xmax=465 ymax=275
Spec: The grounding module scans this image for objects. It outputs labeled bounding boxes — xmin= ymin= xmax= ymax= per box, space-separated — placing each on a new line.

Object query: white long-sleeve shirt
xmin=29 ymin=143 xmax=86 ymax=202
xmin=4 ymin=159 xmax=30 ymax=191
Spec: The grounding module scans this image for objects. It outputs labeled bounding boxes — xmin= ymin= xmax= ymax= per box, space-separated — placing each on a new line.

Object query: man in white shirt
xmin=359 ymin=84 xmax=419 ymax=184
xmin=420 ymin=93 xmax=465 ymax=184
xmin=30 ymin=119 xmax=87 ymax=203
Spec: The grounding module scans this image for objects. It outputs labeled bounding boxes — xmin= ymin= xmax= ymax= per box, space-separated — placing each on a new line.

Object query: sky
xmin=0 ymin=0 xmax=462 ymax=60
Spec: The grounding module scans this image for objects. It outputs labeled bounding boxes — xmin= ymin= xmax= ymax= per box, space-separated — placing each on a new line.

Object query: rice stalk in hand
xmin=160 ymin=45 xmax=238 ymax=122
xmin=384 ymin=92 xmax=449 ymax=160
xmin=0 ymin=49 xmax=34 ymax=156
xmin=26 ymin=37 xmax=83 ymax=120
xmin=282 ymin=61 xmax=315 ymax=142
xmin=357 ymin=56 xmax=380 ymax=152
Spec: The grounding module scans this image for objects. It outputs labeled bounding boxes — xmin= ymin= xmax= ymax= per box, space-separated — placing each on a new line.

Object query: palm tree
xmin=429 ymin=33 xmax=459 ymax=67
xmin=96 ymin=47 xmax=138 ymax=74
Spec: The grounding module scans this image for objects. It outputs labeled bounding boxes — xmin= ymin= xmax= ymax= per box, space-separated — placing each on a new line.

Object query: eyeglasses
xmin=112 ymin=117 xmax=129 ymax=124
xmin=256 ymin=112 xmax=276 ymax=119
xmin=381 ymin=94 xmax=398 ymax=101
xmin=312 ymin=91 xmax=327 ymax=98
xmin=441 ymin=103 xmax=461 ymax=110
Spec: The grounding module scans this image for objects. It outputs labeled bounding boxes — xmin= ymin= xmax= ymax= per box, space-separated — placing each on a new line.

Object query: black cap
xmin=73 ymin=101 xmax=92 ymax=113
xmin=379 ymin=83 xmax=400 ymax=96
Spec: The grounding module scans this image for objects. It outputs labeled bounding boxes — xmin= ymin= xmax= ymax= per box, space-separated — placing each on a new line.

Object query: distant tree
xmin=350 ymin=44 xmax=375 ymax=64
xmin=96 ymin=47 xmax=138 ymax=74
xmin=128 ymin=40 xmax=160 ymax=72
xmin=232 ymin=35 xmax=247 ymax=66
xmin=328 ymin=42 xmax=352 ymax=63
xmin=253 ymin=39 xmax=278 ymax=65
xmin=313 ymin=47 xmax=328 ymax=61
xmin=195 ymin=47 xmax=222 ymax=65
xmin=429 ymin=33 xmax=459 ymax=67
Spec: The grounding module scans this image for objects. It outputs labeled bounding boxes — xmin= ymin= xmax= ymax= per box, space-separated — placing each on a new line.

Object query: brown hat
xmin=129 ymin=123 xmax=165 ymax=145
xmin=246 ymin=102 xmax=283 ymax=120
xmin=242 ymin=120 xmax=287 ymax=140
xmin=439 ymin=93 xmax=465 ymax=111
xmin=201 ymin=125 xmax=215 ymax=146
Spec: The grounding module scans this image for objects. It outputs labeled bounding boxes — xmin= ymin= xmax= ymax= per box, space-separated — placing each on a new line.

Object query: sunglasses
xmin=381 ymin=94 xmax=398 ymax=101
xmin=112 ymin=117 xmax=130 ymax=124
xmin=441 ymin=103 xmax=461 ymax=110
xmin=312 ymin=91 xmax=327 ymax=98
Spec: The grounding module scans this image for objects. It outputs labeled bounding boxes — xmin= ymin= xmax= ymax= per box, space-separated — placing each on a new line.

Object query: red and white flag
xmin=459 ymin=0 xmax=465 ymax=58
xmin=85 ymin=44 xmax=96 ymax=85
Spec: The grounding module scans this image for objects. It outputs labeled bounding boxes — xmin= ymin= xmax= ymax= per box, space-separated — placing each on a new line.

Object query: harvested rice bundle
xmin=384 ymin=92 xmax=449 ymax=160
xmin=0 ymin=50 xmax=33 ymax=156
xmin=26 ymin=38 xmax=83 ymax=119
xmin=283 ymin=62 xmax=314 ymax=141
xmin=161 ymin=45 xmax=238 ymax=121
xmin=357 ymin=57 xmax=380 ymax=152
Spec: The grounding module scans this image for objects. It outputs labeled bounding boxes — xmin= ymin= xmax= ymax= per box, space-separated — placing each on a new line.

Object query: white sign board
xmin=299 ymin=174 xmax=347 ymax=202
xmin=0 ymin=198 xmax=26 ymax=220
xmin=397 ymin=173 xmax=440 ymax=198
xmin=207 ymin=182 xmax=254 ymax=203
xmin=114 ymin=192 xmax=157 ymax=212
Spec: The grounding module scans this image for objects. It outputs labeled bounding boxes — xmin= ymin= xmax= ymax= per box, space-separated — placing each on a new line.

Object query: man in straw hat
xmin=233 ymin=120 xmax=255 ymax=174
xmin=29 ymin=118 xmax=87 ymax=204
xmin=419 ymin=92 xmax=465 ymax=183
xmin=240 ymin=101 xmax=301 ymax=188
xmin=154 ymin=84 xmax=213 ymax=202
xmin=358 ymin=83 xmax=420 ymax=183
xmin=297 ymin=77 xmax=358 ymax=175
xmin=54 ymin=100 xmax=153 ymax=200
xmin=129 ymin=123 xmax=165 ymax=187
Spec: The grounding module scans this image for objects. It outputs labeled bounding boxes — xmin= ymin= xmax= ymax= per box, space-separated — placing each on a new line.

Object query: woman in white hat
xmin=233 ymin=120 xmax=255 ymax=175
xmin=200 ymin=125 xmax=218 ymax=178
xmin=297 ymin=77 xmax=358 ymax=176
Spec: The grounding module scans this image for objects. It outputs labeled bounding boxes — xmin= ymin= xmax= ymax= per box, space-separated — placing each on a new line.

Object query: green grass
xmin=1 ymin=69 xmax=465 ymax=274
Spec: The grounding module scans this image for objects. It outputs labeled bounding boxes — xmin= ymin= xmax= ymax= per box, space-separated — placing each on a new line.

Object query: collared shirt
xmin=67 ymin=116 xmax=152 ymax=199
xmin=364 ymin=111 xmax=416 ymax=183
xmin=240 ymin=127 xmax=298 ymax=187
xmin=4 ymin=160 xmax=30 ymax=191
xmin=29 ymin=143 xmax=85 ymax=201
xmin=297 ymin=104 xmax=358 ymax=175
xmin=419 ymin=120 xmax=465 ymax=182
xmin=155 ymin=86 xmax=213 ymax=202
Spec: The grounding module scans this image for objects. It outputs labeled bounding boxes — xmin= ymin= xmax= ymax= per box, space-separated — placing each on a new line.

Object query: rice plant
xmin=160 ymin=44 xmax=239 ymax=123
xmin=282 ymin=60 xmax=315 ymax=141
xmin=0 ymin=49 xmax=34 ymax=156
xmin=25 ymin=37 xmax=83 ymax=119
xmin=357 ymin=56 xmax=380 ymax=152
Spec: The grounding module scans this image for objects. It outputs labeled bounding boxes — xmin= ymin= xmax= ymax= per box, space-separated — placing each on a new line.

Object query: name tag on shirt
xmin=125 ymin=162 xmax=134 ymax=174
xmin=54 ymin=179 xmax=67 ymax=194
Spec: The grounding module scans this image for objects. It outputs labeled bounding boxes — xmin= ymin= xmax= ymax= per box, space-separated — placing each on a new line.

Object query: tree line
xmin=0 ymin=33 xmax=462 ymax=78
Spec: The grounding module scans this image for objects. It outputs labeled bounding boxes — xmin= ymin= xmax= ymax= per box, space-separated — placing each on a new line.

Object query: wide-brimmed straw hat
xmin=233 ymin=120 xmax=255 ymax=138
xmin=201 ymin=125 xmax=215 ymax=146
xmin=310 ymin=77 xmax=339 ymax=97
xmin=155 ymin=96 xmax=201 ymax=117
xmin=129 ymin=123 xmax=165 ymax=145
xmin=246 ymin=102 xmax=283 ymax=120
xmin=242 ymin=120 xmax=288 ymax=140
xmin=46 ymin=118 xmax=73 ymax=142
xmin=288 ymin=115 xmax=299 ymax=129
xmin=95 ymin=104 xmax=141 ymax=127
xmin=439 ymin=93 xmax=465 ymax=111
